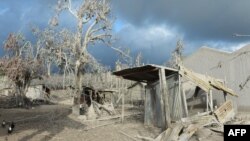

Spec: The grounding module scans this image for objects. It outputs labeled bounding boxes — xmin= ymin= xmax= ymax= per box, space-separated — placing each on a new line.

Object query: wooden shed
xmin=113 ymin=64 xmax=237 ymax=130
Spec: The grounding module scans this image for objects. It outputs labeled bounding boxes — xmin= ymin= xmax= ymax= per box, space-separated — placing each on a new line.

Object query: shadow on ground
xmin=0 ymin=105 xmax=87 ymax=141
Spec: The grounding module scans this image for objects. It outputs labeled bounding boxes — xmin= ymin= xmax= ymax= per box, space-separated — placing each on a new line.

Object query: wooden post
xmin=224 ymin=92 xmax=227 ymax=102
xmin=206 ymin=92 xmax=209 ymax=112
xmin=177 ymin=74 xmax=182 ymax=119
xmin=121 ymin=78 xmax=125 ymax=123
xmin=121 ymin=91 xmax=124 ymax=123
xmin=159 ymin=74 xmax=166 ymax=127
xmin=159 ymin=68 xmax=171 ymax=129
xmin=209 ymin=89 xmax=213 ymax=111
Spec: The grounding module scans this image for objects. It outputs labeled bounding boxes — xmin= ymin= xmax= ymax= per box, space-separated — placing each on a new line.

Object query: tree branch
xmin=82 ymin=20 xmax=97 ymax=50
xmin=90 ymin=34 xmax=112 ymax=42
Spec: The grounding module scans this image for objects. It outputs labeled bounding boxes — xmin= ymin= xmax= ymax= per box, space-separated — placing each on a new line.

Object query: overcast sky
xmin=1 ymin=0 xmax=250 ymax=67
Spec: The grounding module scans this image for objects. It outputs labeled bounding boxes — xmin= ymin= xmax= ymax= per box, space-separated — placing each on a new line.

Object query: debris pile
xmin=84 ymin=101 xmax=116 ymax=120
xmin=151 ymin=100 xmax=235 ymax=141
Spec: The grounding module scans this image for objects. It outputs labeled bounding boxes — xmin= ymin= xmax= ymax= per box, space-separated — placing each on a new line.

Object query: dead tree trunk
xmin=74 ymin=61 xmax=83 ymax=105
xmin=73 ymin=12 xmax=84 ymax=104
xmin=47 ymin=61 xmax=51 ymax=77
xmin=15 ymin=82 xmax=30 ymax=107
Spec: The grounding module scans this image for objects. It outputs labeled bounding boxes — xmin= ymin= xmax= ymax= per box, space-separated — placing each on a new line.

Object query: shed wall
xmin=183 ymin=46 xmax=250 ymax=110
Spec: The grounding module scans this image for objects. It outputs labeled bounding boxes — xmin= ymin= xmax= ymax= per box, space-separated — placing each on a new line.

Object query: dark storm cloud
xmin=0 ymin=0 xmax=57 ymax=44
xmin=114 ymin=23 xmax=179 ymax=64
xmin=112 ymin=0 xmax=250 ymax=42
xmin=1 ymin=0 xmax=250 ymax=67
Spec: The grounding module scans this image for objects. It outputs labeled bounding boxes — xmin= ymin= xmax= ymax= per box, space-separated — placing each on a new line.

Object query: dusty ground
xmin=1 ymin=89 xmax=249 ymax=141
xmin=0 ymin=104 xmax=161 ymax=141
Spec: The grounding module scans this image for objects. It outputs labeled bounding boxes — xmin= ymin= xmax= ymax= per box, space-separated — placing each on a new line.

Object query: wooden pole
xmin=177 ymin=74 xmax=182 ymax=119
xmin=159 ymin=68 xmax=171 ymax=129
xmin=224 ymin=92 xmax=227 ymax=102
xmin=172 ymin=80 xmax=178 ymax=119
xmin=206 ymin=92 xmax=209 ymax=112
xmin=159 ymin=71 xmax=166 ymax=127
xmin=122 ymin=92 xmax=124 ymax=123
xmin=209 ymin=89 xmax=213 ymax=111
xmin=130 ymin=90 xmax=133 ymax=107
xmin=121 ymin=78 xmax=125 ymax=123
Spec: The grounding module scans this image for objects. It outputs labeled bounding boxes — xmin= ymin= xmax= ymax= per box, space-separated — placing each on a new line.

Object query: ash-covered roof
xmin=113 ymin=64 xmax=238 ymax=97
xmin=113 ymin=64 xmax=178 ymax=82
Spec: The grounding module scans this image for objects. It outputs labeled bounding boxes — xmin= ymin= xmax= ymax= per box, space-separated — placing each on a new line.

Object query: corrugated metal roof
xmin=113 ymin=64 xmax=237 ymax=97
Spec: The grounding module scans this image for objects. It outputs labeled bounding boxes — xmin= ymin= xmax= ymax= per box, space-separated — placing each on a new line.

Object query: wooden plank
xmin=144 ymin=87 xmax=154 ymax=126
xmin=83 ymin=113 xmax=142 ymax=122
xmin=119 ymin=130 xmax=138 ymax=141
xmin=171 ymin=76 xmax=181 ymax=120
xmin=179 ymin=124 xmax=199 ymax=141
xmin=179 ymin=65 xmax=238 ymax=97
xmin=181 ymin=113 xmax=217 ymax=127
xmin=175 ymin=75 xmax=183 ymax=120
xmin=154 ymin=128 xmax=172 ymax=141
xmin=187 ymin=98 xmax=203 ymax=107
xmin=84 ymin=121 xmax=119 ymax=131
xmin=121 ymin=92 xmax=125 ymax=123
xmin=167 ymin=123 xmax=184 ymax=141
xmin=157 ymin=75 xmax=166 ymax=128
xmin=179 ymin=66 xmax=211 ymax=92
xmin=182 ymin=84 xmax=188 ymax=117
xmin=214 ymin=100 xmax=234 ymax=123
xmin=121 ymin=79 xmax=125 ymax=123
xmin=194 ymin=128 xmax=213 ymax=141
xmin=209 ymin=79 xmax=238 ymax=97
xmin=136 ymin=135 xmax=154 ymax=141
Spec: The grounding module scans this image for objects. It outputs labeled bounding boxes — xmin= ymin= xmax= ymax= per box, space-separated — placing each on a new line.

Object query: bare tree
xmin=135 ymin=52 xmax=143 ymax=67
xmin=32 ymin=27 xmax=56 ymax=77
xmin=0 ymin=33 xmax=44 ymax=106
xmin=47 ymin=0 xmax=116 ymax=105
xmin=166 ymin=39 xmax=184 ymax=68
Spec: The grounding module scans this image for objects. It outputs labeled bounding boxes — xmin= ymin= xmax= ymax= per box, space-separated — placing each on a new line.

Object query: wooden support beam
xmin=206 ymin=92 xmax=209 ymax=112
xmin=159 ymin=82 xmax=165 ymax=127
xmin=209 ymin=89 xmax=213 ymax=111
xmin=224 ymin=92 xmax=228 ymax=102
xmin=121 ymin=79 xmax=125 ymax=123
xmin=176 ymin=74 xmax=182 ymax=119
xmin=171 ymin=77 xmax=179 ymax=119
xmin=159 ymin=68 xmax=171 ymax=129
